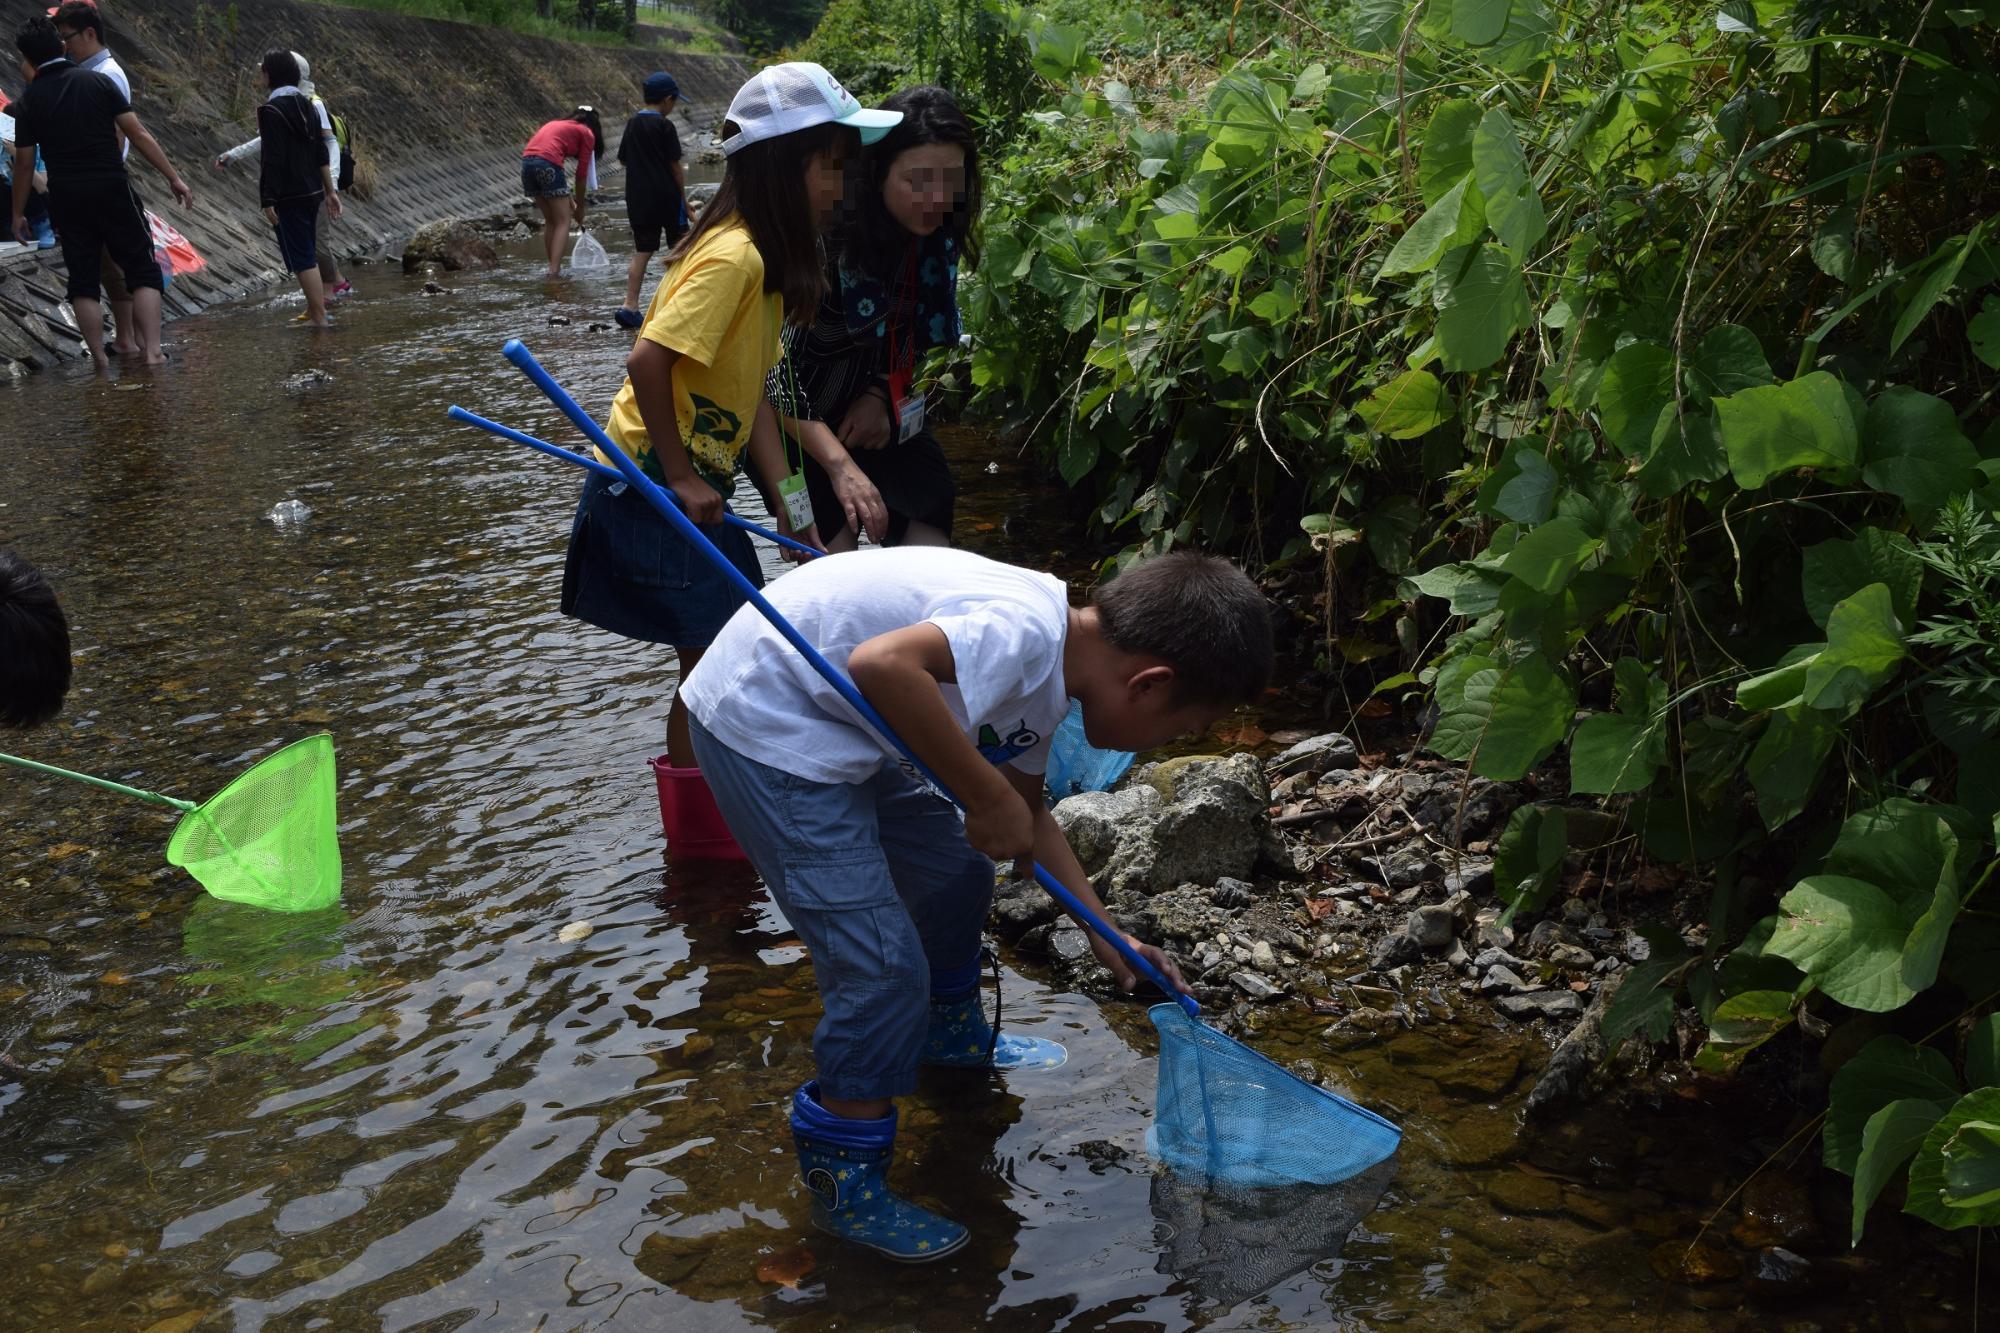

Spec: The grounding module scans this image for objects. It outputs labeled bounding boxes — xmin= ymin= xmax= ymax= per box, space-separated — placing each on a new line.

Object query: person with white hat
xmin=560 ymin=61 xmax=898 ymax=764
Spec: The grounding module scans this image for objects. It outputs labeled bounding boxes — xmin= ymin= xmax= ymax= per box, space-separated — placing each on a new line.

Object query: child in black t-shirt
xmin=613 ymin=70 xmax=688 ymax=330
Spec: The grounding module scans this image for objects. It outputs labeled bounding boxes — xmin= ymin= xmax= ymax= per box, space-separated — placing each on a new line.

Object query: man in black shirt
xmin=9 ymin=16 xmax=194 ymax=369
xmin=613 ymin=69 xmax=688 ymax=330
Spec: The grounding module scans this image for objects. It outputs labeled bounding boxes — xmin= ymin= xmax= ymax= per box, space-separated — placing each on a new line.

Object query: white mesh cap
xmin=721 ymin=62 xmax=901 ymax=157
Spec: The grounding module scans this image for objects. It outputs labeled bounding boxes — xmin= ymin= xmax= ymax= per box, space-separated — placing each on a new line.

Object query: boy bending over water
xmin=680 ymin=547 xmax=1272 ymax=1261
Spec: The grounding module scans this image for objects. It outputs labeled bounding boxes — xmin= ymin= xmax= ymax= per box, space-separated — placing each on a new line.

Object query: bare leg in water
xmin=296 ymin=267 xmax=329 ymax=328
xmin=131 ymin=286 xmax=167 ymax=364
xmin=72 ymin=295 xmax=111 ymax=371
xmin=667 ymin=644 xmax=707 ymax=768
xmin=622 ymin=246 xmax=655 ymax=313
xmin=536 ymin=195 xmax=573 ymax=278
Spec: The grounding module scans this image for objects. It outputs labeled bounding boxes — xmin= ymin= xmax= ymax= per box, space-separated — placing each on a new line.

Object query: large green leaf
xmin=1635 ymin=409 xmax=1729 ymax=498
xmin=1851 ymin=1098 xmax=1948 ymax=1245
xmin=1692 ymin=989 xmax=1795 ymax=1073
xmin=1430 ymin=652 xmax=1574 ymax=779
xmin=1357 ymin=370 xmax=1454 ymax=438
xmin=1802 ymin=583 xmax=1905 ymax=713
xmin=1970 ymin=295 xmax=2000 ymax=370
xmin=1862 ymin=386 xmax=1979 ymax=519
xmin=1380 ymin=175 xmax=1485 ymax=277
xmin=1736 ymin=644 xmax=1820 ymax=712
xmin=1687 ymin=324 xmax=1774 ymax=403
xmin=1420 ymin=99 xmax=1483 ymax=204
xmin=1908 ymin=1089 xmax=2000 ymax=1230
xmin=1451 ymin=0 xmax=1510 ymax=44
xmin=1767 ymin=866 xmax=1958 ymax=1013
xmin=1942 ymin=1119 xmax=2000 ymax=1210
xmin=1824 ymin=802 xmax=1964 ymax=909
xmin=1492 ymin=803 xmax=1568 ymax=918
xmin=1570 ymin=659 xmax=1667 ymax=795
xmin=1801 ymin=529 xmax=1923 ymax=628
xmin=1594 ymin=341 xmax=1675 ymax=458
xmin=1826 ymin=1035 xmax=1961 ymax=1173
xmin=1501 ymin=517 xmax=1600 ymax=593
xmin=1747 ymin=703 xmax=1837 ymax=829
xmin=1970 ymin=1014 xmax=2000 ymax=1090
xmin=1408 ymin=563 xmax=1509 ymax=616
xmin=1434 ymin=245 xmax=1531 ymax=373
xmin=1476 ymin=440 xmax=1559 ymax=524
xmin=1717 ymin=371 xmax=1861 ymax=489
xmin=1472 ymin=108 xmax=1546 ymax=257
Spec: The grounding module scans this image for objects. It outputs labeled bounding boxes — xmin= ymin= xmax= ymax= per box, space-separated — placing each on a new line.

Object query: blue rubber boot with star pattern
xmin=921 ymin=992 xmax=1069 ymax=1071
xmin=790 ymin=1082 xmax=969 ymax=1263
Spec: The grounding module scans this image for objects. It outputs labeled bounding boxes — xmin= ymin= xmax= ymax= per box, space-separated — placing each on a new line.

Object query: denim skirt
xmin=559 ymin=470 xmax=762 ymax=648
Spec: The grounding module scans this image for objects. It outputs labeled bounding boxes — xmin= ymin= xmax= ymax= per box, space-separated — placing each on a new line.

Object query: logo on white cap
xmin=720 ymin=61 xmax=901 ymax=157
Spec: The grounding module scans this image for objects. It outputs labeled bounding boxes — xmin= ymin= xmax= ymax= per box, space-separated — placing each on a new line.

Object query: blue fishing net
xmin=1148 ymin=1002 xmax=1401 ymax=1187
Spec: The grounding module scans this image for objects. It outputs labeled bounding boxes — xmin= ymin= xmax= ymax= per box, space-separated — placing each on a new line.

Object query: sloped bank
xmin=0 ymin=0 xmax=748 ymax=374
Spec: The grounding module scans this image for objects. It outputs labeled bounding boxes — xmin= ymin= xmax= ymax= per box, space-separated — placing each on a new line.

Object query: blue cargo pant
xmin=689 ymin=716 xmax=994 ymax=1101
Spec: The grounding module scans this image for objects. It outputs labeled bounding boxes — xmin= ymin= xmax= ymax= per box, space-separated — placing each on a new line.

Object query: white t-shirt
xmin=81 ymin=50 xmax=131 ymax=160
xmin=681 ymin=547 xmax=1072 ymax=785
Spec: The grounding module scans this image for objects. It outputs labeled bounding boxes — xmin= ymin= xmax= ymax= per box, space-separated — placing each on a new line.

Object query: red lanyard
xmin=887 ymin=246 xmax=918 ymax=400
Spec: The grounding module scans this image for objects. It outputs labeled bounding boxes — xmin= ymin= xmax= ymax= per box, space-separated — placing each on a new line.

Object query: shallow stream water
xmin=0 ymin=213 xmax=1987 ymax=1331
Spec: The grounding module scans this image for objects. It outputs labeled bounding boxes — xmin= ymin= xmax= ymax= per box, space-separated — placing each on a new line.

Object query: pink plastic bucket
xmin=651 ymin=756 xmax=748 ymax=860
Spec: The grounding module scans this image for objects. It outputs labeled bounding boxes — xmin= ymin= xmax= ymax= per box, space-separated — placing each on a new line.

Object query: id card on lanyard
xmin=886 ymin=249 xmax=925 ymax=444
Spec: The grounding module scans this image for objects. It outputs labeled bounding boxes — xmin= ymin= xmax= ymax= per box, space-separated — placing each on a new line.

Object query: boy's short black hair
xmin=260 ymin=48 xmax=301 ymax=91
xmin=1093 ymin=551 xmax=1273 ymax=707
xmin=15 ymin=17 xmax=64 ymax=66
xmin=52 ymin=3 xmax=103 ymax=41
xmin=0 ymin=549 xmax=72 ymax=729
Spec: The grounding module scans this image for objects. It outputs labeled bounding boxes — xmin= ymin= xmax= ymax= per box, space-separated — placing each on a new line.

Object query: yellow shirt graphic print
xmin=600 ymin=220 xmax=784 ymax=485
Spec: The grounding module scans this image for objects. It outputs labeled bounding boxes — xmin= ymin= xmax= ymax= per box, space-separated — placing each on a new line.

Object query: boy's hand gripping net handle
xmin=444 ymin=406 xmax=822 ymax=559
xmin=494 ymin=338 xmax=1199 ymax=1018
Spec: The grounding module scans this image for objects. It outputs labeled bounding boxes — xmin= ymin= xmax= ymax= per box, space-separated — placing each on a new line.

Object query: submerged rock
xmin=1496 ymin=990 xmax=1585 ymax=1022
xmin=401 ymin=218 xmax=498 ymax=273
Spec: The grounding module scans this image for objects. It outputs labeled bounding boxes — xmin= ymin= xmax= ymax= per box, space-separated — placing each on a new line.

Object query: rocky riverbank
xmin=0 ymin=0 xmax=748 ymax=374
xmin=999 ymin=731 xmax=1672 ymax=1118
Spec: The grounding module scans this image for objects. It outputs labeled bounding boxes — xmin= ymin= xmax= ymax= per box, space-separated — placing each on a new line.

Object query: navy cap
xmin=643 ymin=71 xmax=679 ymax=102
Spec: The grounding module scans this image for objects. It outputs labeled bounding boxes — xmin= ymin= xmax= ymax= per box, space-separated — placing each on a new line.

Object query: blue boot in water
xmin=922 ymin=961 xmax=1067 ymax=1072
xmin=791 ymin=1082 xmax=969 ymax=1262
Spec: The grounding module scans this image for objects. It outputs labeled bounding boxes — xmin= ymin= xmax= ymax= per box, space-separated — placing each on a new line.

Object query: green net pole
xmin=0 ymin=751 xmax=198 ymax=813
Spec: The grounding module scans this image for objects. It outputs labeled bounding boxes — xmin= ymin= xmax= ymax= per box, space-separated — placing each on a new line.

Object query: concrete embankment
xmin=0 ymin=0 xmax=747 ymax=374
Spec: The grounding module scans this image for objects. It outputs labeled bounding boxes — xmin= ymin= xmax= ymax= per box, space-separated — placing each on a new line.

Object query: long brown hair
xmin=666 ymin=119 xmax=856 ymax=325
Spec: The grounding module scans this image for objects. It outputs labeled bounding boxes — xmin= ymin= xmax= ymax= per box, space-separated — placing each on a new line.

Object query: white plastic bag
xmin=570 ymin=229 xmax=609 ymax=270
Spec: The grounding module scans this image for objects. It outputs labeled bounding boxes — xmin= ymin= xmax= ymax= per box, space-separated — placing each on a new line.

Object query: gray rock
xmin=401 ymin=217 xmax=498 ymax=272
xmin=1119 ymin=884 xmax=1219 ymax=943
xmin=1249 ymin=940 xmax=1279 ymax=973
xmin=1257 ymin=824 xmax=1304 ymax=877
xmin=1442 ymin=858 xmax=1495 ymax=896
xmin=1549 ymin=943 xmax=1596 ymax=968
xmin=1362 ymin=847 xmax=1436 ymax=890
xmin=1474 ymin=945 xmax=1526 ymax=972
xmin=1479 ymin=964 xmax=1533 ymax=995
xmin=1049 ymin=922 xmax=1094 ymax=965
xmin=1523 ymin=919 xmax=1565 ymax=958
xmin=1231 ymin=970 xmax=1282 ymax=1000
xmin=1496 ymin=990 xmax=1586 ymax=1022
xmin=991 ymin=875 xmax=1061 ymax=939
xmin=1212 ymin=876 xmax=1255 ymax=908
xmin=1052 ymin=785 xmax=1165 ymax=888
xmin=1446 ymin=939 xmax=1471 ymax=968
xmin=1371 ymin=931 xmax=1423 ymax=969
xmin=1524 ymin=981 xmax=1619 ymax=1119
xmin=1624 ymin=930 xmax=1653 ymax=962
xmin=1267 ymin=731 xmax=1360 ymax=780
xmin=1475 ymin=906 xmax=1514 ymax=950
xmin=1147 ymin=755 xmax=1268 ymax=888
xmin=1406 ymin=904 xmax=1457 ymax=953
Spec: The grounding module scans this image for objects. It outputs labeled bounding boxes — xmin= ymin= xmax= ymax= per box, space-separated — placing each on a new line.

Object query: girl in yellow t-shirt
xmin=561 ymin=63 xmax=900 ymax=769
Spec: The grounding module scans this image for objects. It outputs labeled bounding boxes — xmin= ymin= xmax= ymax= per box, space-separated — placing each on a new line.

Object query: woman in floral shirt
xmin=764 ymin=85 xmax=979 ymax=550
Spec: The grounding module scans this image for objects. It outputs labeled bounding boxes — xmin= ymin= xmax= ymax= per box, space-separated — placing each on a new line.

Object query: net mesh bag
xmin=1148 ymin=1002 xmax=1400 ymax=1187
xmin=165 ymin=734 xmax=342 ymax=913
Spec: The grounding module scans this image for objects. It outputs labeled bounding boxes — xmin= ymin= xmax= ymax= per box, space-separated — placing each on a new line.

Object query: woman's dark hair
xmin=260 ymin=48 xmax=301 ymax=90
xmin=0 ymin=549 xmax=72 ymax=730
xmin=667 ymin=118 xmax=857 ymax=326
xmin=14 ymin=17 xmax=64 ymax=66
xmin=573 ymin=106 xmax=604 ymax=161
xmin=837 ymin=84 xmax=982 ymax=279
